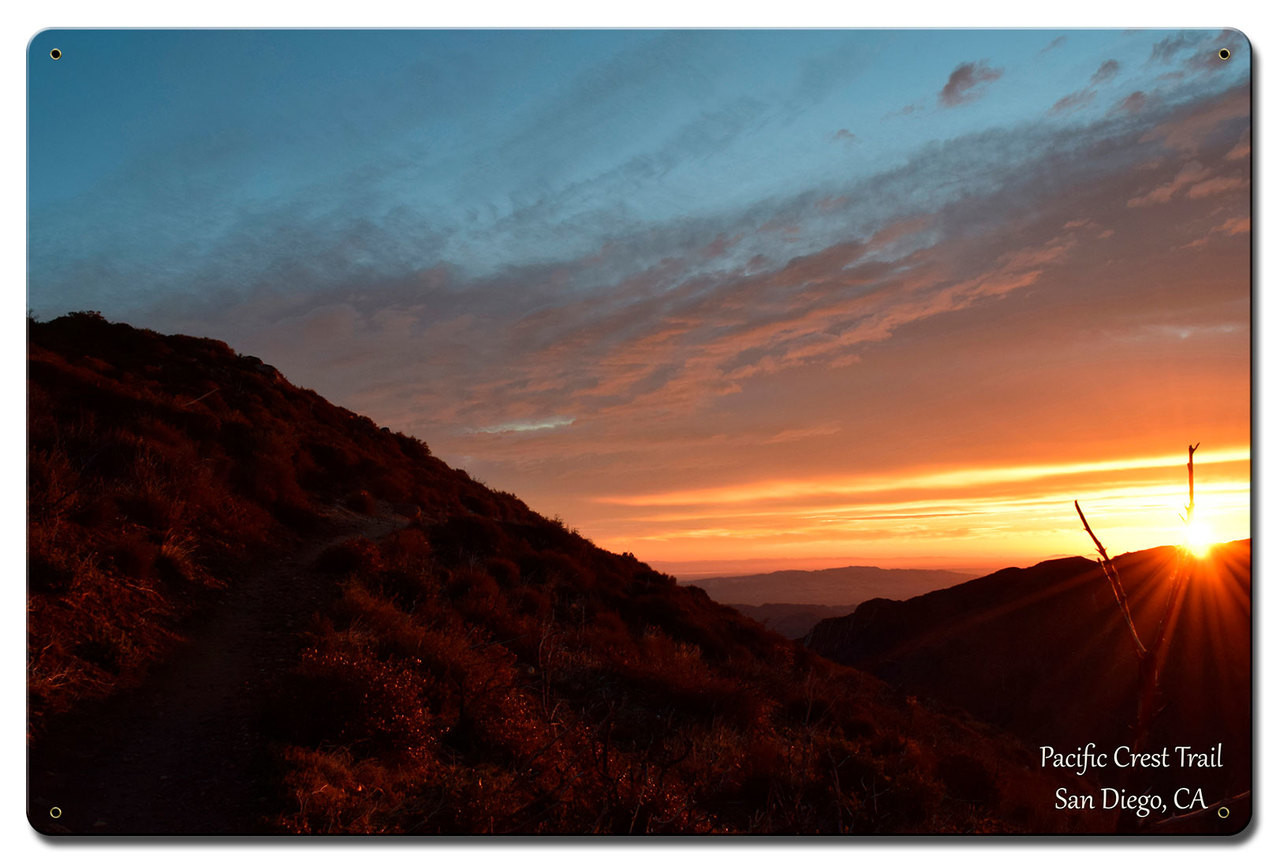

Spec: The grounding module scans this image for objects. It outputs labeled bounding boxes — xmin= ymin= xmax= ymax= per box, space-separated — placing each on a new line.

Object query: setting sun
xmin=1184 ymin=519 xmax=1216 ymax=558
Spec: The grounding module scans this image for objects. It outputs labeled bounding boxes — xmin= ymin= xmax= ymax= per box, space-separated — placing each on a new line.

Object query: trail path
xmin=29 ymin=505 xmax=409 ymax=835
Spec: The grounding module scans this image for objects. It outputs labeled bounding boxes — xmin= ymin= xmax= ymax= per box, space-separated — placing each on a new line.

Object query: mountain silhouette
xmin=687 ymin=565 xmax=973 ymax=638
xmin=687 ymin=565 xmax=971 ymax=608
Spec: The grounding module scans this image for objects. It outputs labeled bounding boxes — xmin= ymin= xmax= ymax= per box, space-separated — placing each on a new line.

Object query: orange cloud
xmin=596 ymin=448 xmax=1251 ymax=508
xmin=1213 ymin=216 xmax=1250 ymax=236
xmin=1126 ymin=161 xmax=1211 ymax=207
xmin=1187 ymin=175 xmax=1246 ymax=198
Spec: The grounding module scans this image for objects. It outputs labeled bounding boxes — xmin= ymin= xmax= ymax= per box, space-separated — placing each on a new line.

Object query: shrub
xmin=379 ymin=528 xmax=432 ymax=568
xmin=316 ymin=538 xmax=382 ymax=577
xmin=154 ymin=529 xmax=212 ymax=586
xmin=486 ymin=558 xmax=520 ymax=589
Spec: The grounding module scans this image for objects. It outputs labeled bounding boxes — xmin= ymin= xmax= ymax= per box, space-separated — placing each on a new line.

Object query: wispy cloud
xmin=476 ymin=416 xmax=575 ymax=434
xmin=1187 ymin=175 xmax=1246 ymax=198
xmin=1149 ymin=29 xmax=1245 ymax=72
xmin=1041 ymin=35 xmax=1067 ymax=55
xmin=938 ymin=60 xmax=1003 ymax=107
xmin=1091 ymin=59 xmax=1121 ymax=85
xmin=1213 ymin=215 xmax=1250 ymax=236
xmin=1149 ymin=33 xmax=1200 ymax=64
xmin=1050 ymin=60 xmax=1122 ymax=116
xmin=1051 ymin=89 xmax=1096 ymax=115
xmin=1127 ymin=160 xmax=1212 ymax=207
xmin=1110 ymin=91 xmax=1148 ymax=116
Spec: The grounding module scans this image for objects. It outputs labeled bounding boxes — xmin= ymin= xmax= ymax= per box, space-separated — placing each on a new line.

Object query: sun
xmin=1183 ymin=520 xmax=1215 ymax=558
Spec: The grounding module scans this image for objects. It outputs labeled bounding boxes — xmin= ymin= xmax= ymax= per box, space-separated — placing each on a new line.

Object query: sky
xmin=26 ymin=28 xmax=1251 ymax=573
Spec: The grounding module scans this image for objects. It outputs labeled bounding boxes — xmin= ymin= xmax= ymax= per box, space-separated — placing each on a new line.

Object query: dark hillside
xmin=806 ymin=542 xmax=1251 ymax=830
xmin=28 ymin=311 xmax=530 ymax=737
xmin=28 ymin=313 xmax=1098 ymax=834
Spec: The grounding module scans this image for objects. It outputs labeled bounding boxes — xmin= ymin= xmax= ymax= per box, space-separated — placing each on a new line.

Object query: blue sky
xmin=28 ymin=30 xmax=1246 ymax=311
xmin=26 ymin=29 xmax=1251 ymax=568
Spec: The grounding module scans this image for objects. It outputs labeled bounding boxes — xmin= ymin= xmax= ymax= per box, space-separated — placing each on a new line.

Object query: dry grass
xmin=263 ymin=515 xmax=1089 ymax=834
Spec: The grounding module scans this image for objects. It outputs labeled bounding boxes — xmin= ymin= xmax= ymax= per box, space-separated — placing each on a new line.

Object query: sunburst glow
xmin=1183 ymin=519 xmax=1215 ymax=558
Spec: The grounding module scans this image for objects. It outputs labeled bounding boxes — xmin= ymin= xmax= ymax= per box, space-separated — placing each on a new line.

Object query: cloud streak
xmin=1091 ymin=59 xmax=1121 ymax=85
xmin=938 ymin=60 xmax=1003 ymax=107
xmin=123 ymin=84 xmax=1247 ymax=472
xmin=596 ymin=448 xmax=1251 ymax=507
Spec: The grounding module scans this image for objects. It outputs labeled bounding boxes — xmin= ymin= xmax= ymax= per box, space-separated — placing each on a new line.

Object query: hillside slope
xmin=806 ymin=542 xmax=1252 ymax=831
xmin=27 ymin=314 xmax=1088 ymax=835
xmin=28 ymin=311 xmax=486 ymax=735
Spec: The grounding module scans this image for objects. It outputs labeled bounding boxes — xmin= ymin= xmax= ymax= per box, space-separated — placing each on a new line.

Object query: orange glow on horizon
xmin=593 ymin=447 xmax=1251 ymax=508
xmin=584 ymin=449 xmax=1250 ymax=569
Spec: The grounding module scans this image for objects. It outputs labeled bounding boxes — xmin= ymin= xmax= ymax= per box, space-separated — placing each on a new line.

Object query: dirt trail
xmin=29 ymin=505 xmax=409 ymax=835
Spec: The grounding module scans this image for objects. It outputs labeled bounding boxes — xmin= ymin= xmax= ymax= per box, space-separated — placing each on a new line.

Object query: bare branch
xmin=181 ymin=387 xmax=220 ymax=408
xmin=1186 ymin=442 xmax=1199 ymax=523
xmin=1074 ymin=500 xmax=1147 ymax=658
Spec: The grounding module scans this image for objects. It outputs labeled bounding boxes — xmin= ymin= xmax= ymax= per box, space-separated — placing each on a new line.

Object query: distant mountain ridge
xmin=687 ymin=564 xmax=972 ymax=609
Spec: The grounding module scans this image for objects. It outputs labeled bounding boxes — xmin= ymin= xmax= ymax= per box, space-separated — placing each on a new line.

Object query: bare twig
xmin=1136 ymin=444 xmax=1201 ymax=746
xmin=1074 ymin=500 xmax=1147 ymax=658
xmin=1185 ymin=442 xmax=1199 ymax=524
xmin=181 ymin=387 xmax=220 ymax=408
